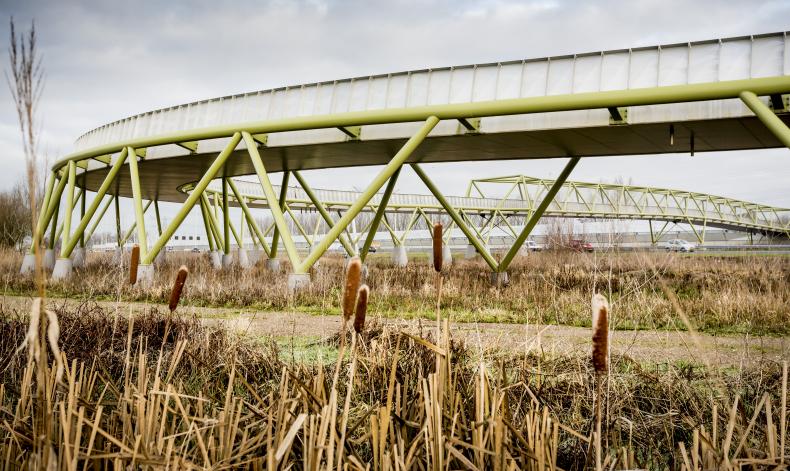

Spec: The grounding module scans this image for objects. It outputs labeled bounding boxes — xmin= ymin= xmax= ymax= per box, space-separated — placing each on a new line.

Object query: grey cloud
xmin=1 ymin=0 xmax=789 ymax=216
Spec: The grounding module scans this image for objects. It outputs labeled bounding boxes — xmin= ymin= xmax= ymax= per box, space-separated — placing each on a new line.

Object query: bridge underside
xmin=77 ymin=115 xmax=790 ymax=203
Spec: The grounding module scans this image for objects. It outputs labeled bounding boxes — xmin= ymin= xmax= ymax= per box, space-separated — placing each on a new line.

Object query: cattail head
xmin=353 ymin=284 xmax=369 ymax=334
xmin=169 ymin=265 xmax=189 ymax=312
xmin=432 ymin=222 xmax=443 ymax=273
xmin=129 ymin=244 xmax=140 ymax=285
xmin=591 ymin=293 xmax=609 ymax=374
xmin=342 ymin=256 xmax=362 ymax=319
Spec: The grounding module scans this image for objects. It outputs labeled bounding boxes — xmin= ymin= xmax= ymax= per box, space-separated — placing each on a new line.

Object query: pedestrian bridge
xmin=24 ymin=30 xmax=790 ymax=282
xmin=196 ymin=173 xmax=790 ymax=249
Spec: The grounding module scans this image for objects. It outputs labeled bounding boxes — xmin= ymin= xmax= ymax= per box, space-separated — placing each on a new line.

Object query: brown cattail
xmin=591 ymin=293 xmax=609 ymax=373
xmin=432 ymin=222 xmax=443 ymax=272
xmin=353 ymin=284 xmax=369 ymax=334
xmin=342 ymin=256 xmax=362 ymax=319
xmin=168 ymin=265 xmax=189 ymax=312
xmin=129 ymin=244 xmax=140 ymax=285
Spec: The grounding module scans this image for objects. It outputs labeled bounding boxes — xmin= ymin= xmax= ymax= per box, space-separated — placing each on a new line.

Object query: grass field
xmin=2 ymin=248 xmax=788 ymax=334
xmin=0 ymin=247 xmax=788 ymax=469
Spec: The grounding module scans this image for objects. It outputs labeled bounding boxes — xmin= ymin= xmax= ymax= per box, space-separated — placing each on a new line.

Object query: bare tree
xmin=8 ymin=17 xmax=44 ymax=229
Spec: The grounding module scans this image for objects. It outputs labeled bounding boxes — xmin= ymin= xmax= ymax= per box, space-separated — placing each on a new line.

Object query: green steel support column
xmin=380 ymin=214 xmax=400 ymax=242
xmin=247 ymin=219 xmax=260 ymax=248
xmin=688 ymin=221 xmax=704 ymax=244
xmin=352 ymin=214 xmax=378 ymax=247
xmin=269 ymin=171 xmax=291 ymax=258
xmin=54 ymin=188 xmax=84 ymax=244
xmin=418 ymin=208 xmax=434 ymax=229
xmin=40 ymin=172 xmax=68 ymax=249
xmin=498 ymin=156 xmax=581 ymax=272
xmin=740 ymin=91 xmax=790 ymax=148
xmin=224 ymin=209 xmax=244 ymax=247
xmin=61 ymin=149 xmax=129 ymax=257
xmin=297 ymin=116 xmax=439 ymax=273
xmin=339 ymin=209 xmax=358 ymax=251
xmin=411 ymin=163 xmax=499 ymax=271
xmin=120 ymin=200 xmax=153 ymax=246
xmin=213 ymin=193 xmax=219 ymax=222
xmin=199 ymin=198 xmax=216 ymax=252
xmin=263 ymin=221 xmax=276 ymax=237
xmin=59 ymin=161 xmax=77 ymax=258
xmin=48 ymin=198 xmax=60 ymax=249
xmin=442 ymin=219 xmax=456 ymax=243
xmin=114 ymin=191 xmax=122 ymax=247
xmin=497 ymin=212 xmax=520 ymax=239
xmin=649 ymin=220 xmax=656 ymax=245
xmin=154 ymin=200 xmax=162 ymax=236
xmin=310 ymin=216 xmax=321 ymax=247
xmin=480 ymin=212 xmax=498 ymax=244
xmin=127 ymin=147 xmax=149 ymax=259
xmin=292 ymin=171 xmax=356 ymax=257
xmin=285 ymin=205 xmax=313 ymax=244
xmin=243 ymin=132 xmax=302 ymax=268
xmin=79 ymin=183 xmax=86 ymax=248
xmin=239 ymin=199 xmax=245 ymax=248
xmin=227 ymin=179 xmax=271 ymax=256
xmin=85 ymin=195 xmax=114 ymax=243
xmin=222 ymin=176 xmax=230 ymax=254
xmin=29 ymin=172 xmax=56 ymax=254
xmin=200 ymin=193 xmax=225 ymax=248
xmin=459 ymin=209 xmax=489 ymax=243
xmin=359 ymin=167 xmax=401 ymax=262
xmin=142 ymin=133 xmax=242 ymax=265
xmin=397 ymin=209 xmax=421 ymax=245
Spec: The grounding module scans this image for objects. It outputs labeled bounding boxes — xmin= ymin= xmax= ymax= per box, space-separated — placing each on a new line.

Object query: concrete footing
xmin=488 ymin=271 xmax=510 ymax=288
xmin=442 ymin=245 xmax=453 ymax=267
xmin=210 ymin=250 xmax=222 ymax=269
xmin=392 ymin=246 xmax=408 ymax=267
xmin=136 ymin=264 xmax=154 ymax=285
xmin=221 ymin=253 xmax=234 ymax=269
xmin=266 ymin=258 xmax=280 ymax=272
xmin=72 ymin=248 xmax=85 ymax=268
xmin=20 ymin=253 xmax=36 ymax=274
xmin=51 ymin=258 xmax=73 ymax=281
xmin=44 ymin=249 xmax=56 ymax=270
xmin=237 ymin=249 xmax=251 ymax=268
xmin=287 ymin=273 xmax=311 ymax=293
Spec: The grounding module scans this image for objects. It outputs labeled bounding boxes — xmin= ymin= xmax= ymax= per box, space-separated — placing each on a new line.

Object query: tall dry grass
xmin=3 ymin=248 xmax=788 ymax=334
xmin=0 ymin=301 xmax=787 ymax=469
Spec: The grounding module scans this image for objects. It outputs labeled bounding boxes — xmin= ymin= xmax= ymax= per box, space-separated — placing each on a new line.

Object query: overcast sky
xmin=1 ymin=0 xmax=789 ymax=237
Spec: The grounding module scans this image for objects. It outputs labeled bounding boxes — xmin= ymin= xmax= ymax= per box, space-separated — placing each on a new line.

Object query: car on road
xmin=524 ymin=240 xmax=541 ymax=252
xmin=191 ymin=247 xmax=201 ymax=253
xmin=568 ymin=239 xmax=594 ymax=253
xmin=665 ymin=239 xmax=696 ymax=252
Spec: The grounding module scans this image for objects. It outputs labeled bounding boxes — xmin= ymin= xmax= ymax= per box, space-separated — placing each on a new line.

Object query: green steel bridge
xmin=187 ymin=174 xmax=790 ymax=264
xmin=21 ymin=31 xmax=790 ymax=287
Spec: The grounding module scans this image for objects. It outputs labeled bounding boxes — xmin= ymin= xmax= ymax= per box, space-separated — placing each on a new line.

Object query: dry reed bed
xmin=0 ymin=302 xmax=787 ymax=469
xmin=1 ymin=249 xmax=788 ymax=334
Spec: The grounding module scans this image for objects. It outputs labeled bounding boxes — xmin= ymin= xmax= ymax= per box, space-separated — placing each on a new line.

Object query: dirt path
xmin=2 ymin=294 xmax=787 ymax=367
